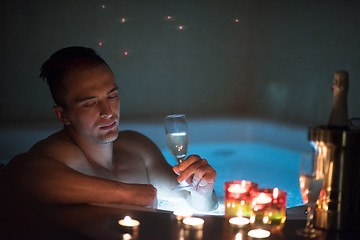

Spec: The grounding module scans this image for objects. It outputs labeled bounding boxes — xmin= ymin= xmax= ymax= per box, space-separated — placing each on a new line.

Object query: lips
xmin=99 ymin=121 xmax=117 ymax=130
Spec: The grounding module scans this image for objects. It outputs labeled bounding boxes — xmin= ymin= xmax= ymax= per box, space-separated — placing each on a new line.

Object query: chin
xmin=97 ymin=131 xmax=119 ymax=144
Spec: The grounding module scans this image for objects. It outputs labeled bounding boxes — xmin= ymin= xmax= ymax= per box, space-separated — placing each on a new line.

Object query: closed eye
xmin=108 ymin=93 xmax=118 ymax=99
xmin=83 ymin=101 xmax=96 ymax=107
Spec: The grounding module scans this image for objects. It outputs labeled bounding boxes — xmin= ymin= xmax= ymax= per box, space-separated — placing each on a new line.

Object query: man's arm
xmin=121 ymin=131 xmax=218 ymax=211
xmin=1 ymin=153 xmax=157 ymax=207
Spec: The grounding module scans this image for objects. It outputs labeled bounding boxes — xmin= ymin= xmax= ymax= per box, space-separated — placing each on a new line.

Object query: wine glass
xmin=164 ymin=114 xmax=191 ymax=190
xmin=296 ymin=153 xmax=324 ymax=238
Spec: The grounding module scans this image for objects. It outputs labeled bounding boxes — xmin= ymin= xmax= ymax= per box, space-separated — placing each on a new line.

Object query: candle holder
xmin=225 ymin=180 xmax=258 ymax=218
xmin=250 ymin=188 xmax=287 ymax=231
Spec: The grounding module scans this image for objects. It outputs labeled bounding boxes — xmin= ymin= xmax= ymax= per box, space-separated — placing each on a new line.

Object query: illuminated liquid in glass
xmin=299 ymin=175 xmax=323 ymax=204
xmin=166 ymin=132 xmax=188 ymax=163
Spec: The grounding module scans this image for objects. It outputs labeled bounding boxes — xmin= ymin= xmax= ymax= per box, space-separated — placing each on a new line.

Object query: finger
xmin=179 ymin=161 xmax=215 ymax=186
xmin=198 ymin=172 xmax=216 ymax=187
xmin=178 ymin=159 xmax=208 ymax=182
xmin=172 ymin=165 xmax=180 ymax=175
xmin=179 ymin=155 xmax=202 ymax=171
xmin=192 ymin=165 xmax=216 ymax=187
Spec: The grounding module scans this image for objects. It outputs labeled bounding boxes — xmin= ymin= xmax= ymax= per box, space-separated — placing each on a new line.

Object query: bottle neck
xmin=327 ymin=70 xmax=349 ymax=128
xmin=328 ymin=86 xmax=348 ymax=128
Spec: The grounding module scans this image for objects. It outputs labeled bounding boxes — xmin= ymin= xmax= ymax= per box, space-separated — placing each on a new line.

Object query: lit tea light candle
xmin=118 ymin=216 xmax=140 ymax=228
xmin=173 ymin=210 xmax=193 ymax=221
xmin=253 ymin=193 xmax=272 ymax=205
xmin=228 ymin=181 xmax=248 ymax=194
xmin=251 ymin=188 xmax=287 ymax=231
xmin=247 ymin=229 xmax=271 ymax=238
xmin=225 ymin=180 xmax=258 ymax=218
xmin=229 ymin=217 xmax=250 ymax=227
xmin=183 ymin=217 xmax=204 ymax=230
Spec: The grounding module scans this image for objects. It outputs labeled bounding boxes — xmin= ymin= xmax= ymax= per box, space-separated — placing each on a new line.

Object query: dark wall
xmin=1 ymin=0 xmax=359 ymax=126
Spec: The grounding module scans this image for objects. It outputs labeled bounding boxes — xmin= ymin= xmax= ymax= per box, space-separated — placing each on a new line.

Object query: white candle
xmin=173 ymin=210 xmax=193 ymax=221
xmin=247 ymin=229 xmax=271 ymax=238
xmin=229 ymin=217 xmax=250 ymax=227
xmin=183 ymin=217 xmax=204 ymax=230
xmin=118 ymin=216 xmax=140 ymax=228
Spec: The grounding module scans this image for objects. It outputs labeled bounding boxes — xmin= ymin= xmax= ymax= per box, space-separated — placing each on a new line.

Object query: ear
xmin=53 ymin=106 xmax=71 ymax=125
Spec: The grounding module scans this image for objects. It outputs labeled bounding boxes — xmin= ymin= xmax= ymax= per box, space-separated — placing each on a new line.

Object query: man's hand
xmin=124 ymin=183 xmax=158 ymax=207
xmin=172 ymin=155 xmax=216 ymax=195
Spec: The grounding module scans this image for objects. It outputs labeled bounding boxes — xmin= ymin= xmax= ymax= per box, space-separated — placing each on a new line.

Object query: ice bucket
xmin=309 ymin=127 xmax=360 ymax=231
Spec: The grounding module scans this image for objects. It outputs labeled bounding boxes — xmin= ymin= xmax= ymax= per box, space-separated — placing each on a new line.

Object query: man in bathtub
xmin=0 ymin=46 xmax=218 ymax=212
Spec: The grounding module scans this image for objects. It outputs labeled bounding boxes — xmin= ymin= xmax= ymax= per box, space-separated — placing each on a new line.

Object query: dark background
xmin=1 ymin=0 xmax=359 ymax=126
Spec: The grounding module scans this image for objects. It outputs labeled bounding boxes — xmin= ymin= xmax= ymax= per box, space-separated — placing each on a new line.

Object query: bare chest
xmin=70 ymin=150 xmax=149 ymax=184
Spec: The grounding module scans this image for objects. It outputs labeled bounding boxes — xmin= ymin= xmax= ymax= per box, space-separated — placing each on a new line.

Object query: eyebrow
xmin=107 ymin=86 xmax=119 ymax=95
xmin=76 ymin=86 xmax=119 ymax=103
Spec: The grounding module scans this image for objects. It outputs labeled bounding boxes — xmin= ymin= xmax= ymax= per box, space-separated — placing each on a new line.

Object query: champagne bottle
xmin=328 ymin=70 xmax=349 ymax=128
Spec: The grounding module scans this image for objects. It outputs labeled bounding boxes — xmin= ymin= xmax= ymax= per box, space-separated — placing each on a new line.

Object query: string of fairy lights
xmin=97 ymin=2 xmax=240 ymax=56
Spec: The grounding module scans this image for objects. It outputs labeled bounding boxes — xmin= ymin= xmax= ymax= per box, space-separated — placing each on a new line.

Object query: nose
xmin=100 ymin=101 xmax=113 ymax=119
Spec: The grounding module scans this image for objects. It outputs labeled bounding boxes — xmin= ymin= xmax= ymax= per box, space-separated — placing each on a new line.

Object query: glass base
xmin=296 ymin=227 xmax=322 ymax=238
xmin=172 ymin=181 xmax=193 ymax=191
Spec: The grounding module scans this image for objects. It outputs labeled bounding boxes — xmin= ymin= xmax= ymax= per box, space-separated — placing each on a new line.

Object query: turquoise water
xmin=162 ymin=142 xmax=303 ymax=208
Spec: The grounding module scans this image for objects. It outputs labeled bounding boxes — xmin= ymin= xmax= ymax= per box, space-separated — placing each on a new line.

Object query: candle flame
xmin=253 ymin=193 xmax=272 ymax=205
xmin=118 ymin=216 xmax=140 ymax=227
xmin=273 ymin=187 xmax=279 ymax=199
xmin=228 ymin=184 xmax=247 ymax=194
xmin=124 ymin=216 xmax=132 ymax=223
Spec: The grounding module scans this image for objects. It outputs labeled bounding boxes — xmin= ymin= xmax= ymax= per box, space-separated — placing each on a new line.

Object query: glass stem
xmin=306 ymin=204 xmax=315 ymax=231
xmin=176 ymin=156 xmax=185 ymax=165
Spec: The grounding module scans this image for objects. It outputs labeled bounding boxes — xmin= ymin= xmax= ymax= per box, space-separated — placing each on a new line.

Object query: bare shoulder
xmin=28 ymin=130 xmax=86 ymax=167
xmin=115 ymin=130 xmax=158 ymax=150
xmin=114 ymin=130 xmax=166 ymax=164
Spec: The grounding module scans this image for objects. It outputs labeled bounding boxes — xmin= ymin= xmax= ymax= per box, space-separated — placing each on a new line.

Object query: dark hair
xmin=40 ymin=46 xmax=108 ymax=106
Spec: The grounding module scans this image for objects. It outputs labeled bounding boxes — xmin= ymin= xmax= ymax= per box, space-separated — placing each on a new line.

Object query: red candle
xmin=225 ymin=180 xmax=258 ymax=218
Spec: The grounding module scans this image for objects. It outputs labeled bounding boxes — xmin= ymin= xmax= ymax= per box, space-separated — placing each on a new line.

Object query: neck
xmin=62 ymin=127 xmax=114 ymax=171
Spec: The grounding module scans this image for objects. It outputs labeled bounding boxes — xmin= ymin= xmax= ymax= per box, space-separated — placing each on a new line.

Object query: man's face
xmin=60 ymin=64 xmax=120 ymax=144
